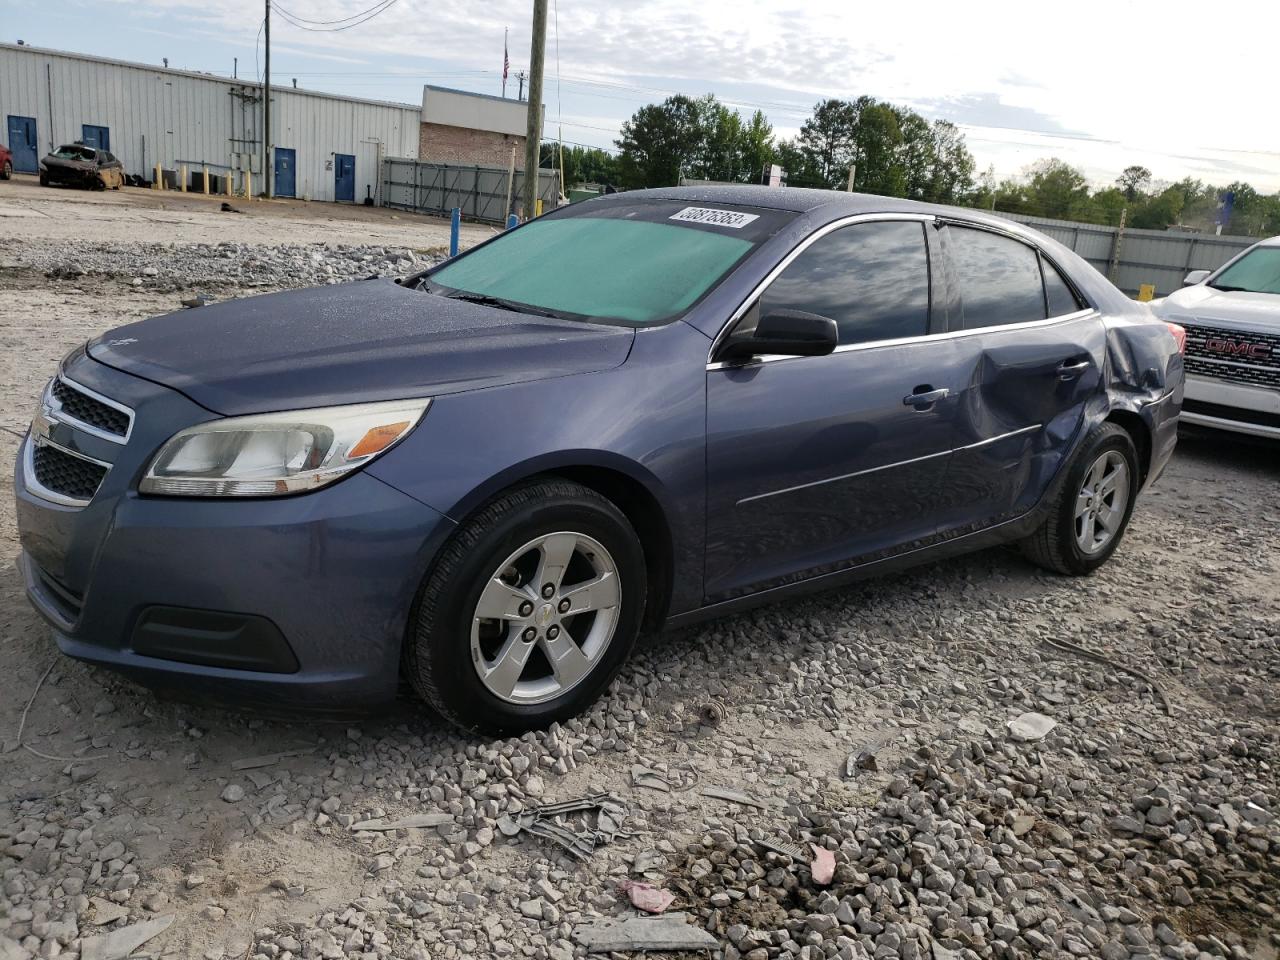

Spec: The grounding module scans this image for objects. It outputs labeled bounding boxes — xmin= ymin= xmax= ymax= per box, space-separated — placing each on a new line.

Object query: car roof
xmin=611 ymin=185 xmax=1028 ymax=232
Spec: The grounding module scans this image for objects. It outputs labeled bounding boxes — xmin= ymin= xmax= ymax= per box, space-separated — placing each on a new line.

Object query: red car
xmin=0 ymin=143 xmax=13 ymax=180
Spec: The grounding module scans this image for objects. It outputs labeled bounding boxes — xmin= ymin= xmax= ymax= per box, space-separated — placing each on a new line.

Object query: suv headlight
xmin=140 ymin=398 xmax=430 ymax=497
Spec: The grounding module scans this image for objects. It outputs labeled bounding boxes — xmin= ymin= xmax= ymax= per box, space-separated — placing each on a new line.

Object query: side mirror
xmin=1183 ymin=270 xmax=1211 ymax=286
xmin=718 ymin=309 xmax=838 ymax=363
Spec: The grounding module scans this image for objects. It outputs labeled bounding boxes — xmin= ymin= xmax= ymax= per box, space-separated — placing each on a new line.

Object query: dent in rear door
xmin=934 ymin=225 xmax=1106 ymax=535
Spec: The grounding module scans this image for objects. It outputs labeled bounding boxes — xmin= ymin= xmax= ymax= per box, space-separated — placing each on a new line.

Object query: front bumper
xmin=1182 ymin=375 xmax=1280 ymax=439
xmin=15 ymin=355 xmax=455 ymax=711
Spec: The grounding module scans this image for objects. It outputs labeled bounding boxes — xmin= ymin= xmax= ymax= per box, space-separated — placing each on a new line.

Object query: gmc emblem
xmin=1204 ymin=337 xmax=1272 ymax=359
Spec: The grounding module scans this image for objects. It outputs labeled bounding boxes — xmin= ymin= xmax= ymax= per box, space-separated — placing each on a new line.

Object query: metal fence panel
xmin=381 ymin=157 xmax=560 ymax=225
xmin=993 ymin=210 xmax=1257 ymax=296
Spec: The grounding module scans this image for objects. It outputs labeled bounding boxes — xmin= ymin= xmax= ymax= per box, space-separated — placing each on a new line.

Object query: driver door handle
xmin=903 ymin=386 xmax=949 ymax=410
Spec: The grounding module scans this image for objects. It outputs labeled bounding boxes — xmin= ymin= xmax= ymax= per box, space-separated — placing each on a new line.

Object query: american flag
xmin=503 ymin=28 xmax=509 ymax=84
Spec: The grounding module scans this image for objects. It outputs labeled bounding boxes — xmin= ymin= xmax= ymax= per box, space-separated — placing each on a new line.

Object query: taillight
xmin=1166 ymin=322 xmax=1186 ymax=355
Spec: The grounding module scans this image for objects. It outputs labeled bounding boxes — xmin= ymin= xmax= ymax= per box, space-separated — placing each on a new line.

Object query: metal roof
xmin=0 ymin=42 xmax=422 ymax=112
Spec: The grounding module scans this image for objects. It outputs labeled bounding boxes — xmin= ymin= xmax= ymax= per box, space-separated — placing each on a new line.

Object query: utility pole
xmin=521 ymin=0 xmax=547 ymax=222
xmin=262 ymin=0 xmax=271 ymax=198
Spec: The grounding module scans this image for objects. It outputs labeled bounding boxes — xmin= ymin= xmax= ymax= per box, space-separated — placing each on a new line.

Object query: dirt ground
xmin=1 ymin=181 xmax=1278 ymax=960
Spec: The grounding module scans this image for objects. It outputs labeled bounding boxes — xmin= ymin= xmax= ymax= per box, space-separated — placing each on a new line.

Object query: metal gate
xmin=382 ymin=158 xmax=560 ymax=224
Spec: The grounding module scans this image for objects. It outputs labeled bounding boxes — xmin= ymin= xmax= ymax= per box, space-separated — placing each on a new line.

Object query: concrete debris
xmin=350 ymin=813 xmax=454 ymax=831
xmin=80 ymin=914 xmax=174 ymax=960
xmin=700 ymin=785 xmax=768 ymax=809
xmin=573 ymin=913 xmax=718 ymax=953
xmin=87 ymin=897 xmax=129 ymax=925
xmin=1006 ymin=711 xmax=1058 ymax=741
xmin=618 ymin=880 xmax=675 ymax=914
xmin=630 ymin=765 xmax=671 ymax=793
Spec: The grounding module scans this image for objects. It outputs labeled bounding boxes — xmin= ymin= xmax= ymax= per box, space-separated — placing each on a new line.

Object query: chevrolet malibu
xmin=15 ymin=187 xmax=1185 ymax=732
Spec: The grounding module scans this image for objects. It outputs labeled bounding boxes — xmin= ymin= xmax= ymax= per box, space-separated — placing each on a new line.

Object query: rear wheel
xmin=1 ymin=161 xmax=11 ymax=180
xmin=405 ymin=479 xmax=646 ymax=733
xmin=1021 ymin=422 xmax=1139 ymax=575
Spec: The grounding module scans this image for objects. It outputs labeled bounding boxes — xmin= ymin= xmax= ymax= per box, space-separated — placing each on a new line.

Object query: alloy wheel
xmin=1074 ymin=450 xmax=1130 ymax=555
xmin=470 ymin=531 xmax=621 ymax=705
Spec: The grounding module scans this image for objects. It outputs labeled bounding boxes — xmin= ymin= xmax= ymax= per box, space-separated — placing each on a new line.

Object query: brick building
xmin=419 ymin=85 xmax=531 ymax=169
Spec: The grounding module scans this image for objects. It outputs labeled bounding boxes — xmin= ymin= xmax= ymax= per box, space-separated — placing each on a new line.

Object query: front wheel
xmin=405 ymin=478 xmax=646 ymax=733
xmin=1 ymin=161 xmax=11 ymax=181
xmin=1021 ymin=422 xmax=1139 ymax=575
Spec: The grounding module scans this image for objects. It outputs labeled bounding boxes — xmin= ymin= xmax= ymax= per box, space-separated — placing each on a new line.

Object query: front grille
xmin=32 ymin=442 xmax=108 ymax=502
xmin=51 ymin=378 xmax=130 ymax=437
xmin=1183 ymin=321 xmax=1280 ymax=389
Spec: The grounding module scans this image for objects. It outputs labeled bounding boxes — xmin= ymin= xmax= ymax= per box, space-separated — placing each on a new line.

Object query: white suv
xmin=1151 ymin=236 xmax=1280 ymax=438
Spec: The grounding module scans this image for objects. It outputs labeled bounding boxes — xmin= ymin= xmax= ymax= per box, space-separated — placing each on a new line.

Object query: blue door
xmin=273 ymin=147 xmax=296 ymax=198
xmin=334 ymin=153 xmax=355 ymax=202
xmin=81 ymin=124 xmax=110 ymax=151
xmin=704 ymin=218 xmax=962 ymax=601
xmin=7 ymin=115 xmax=38 ymax=172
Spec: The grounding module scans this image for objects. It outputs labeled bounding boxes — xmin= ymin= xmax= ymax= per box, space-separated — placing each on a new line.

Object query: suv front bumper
xmin=1183 ymin=375 xmax=1280 ymax=439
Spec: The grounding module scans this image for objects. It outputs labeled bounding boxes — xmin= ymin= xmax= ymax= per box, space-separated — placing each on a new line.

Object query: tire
xmin=1021 ymin=422 xmax=1139 ymax=576
xmin=1 ymin=161 xmax=11 ymax=181
xmin=405 ymin=478 xmax=647 ymax=734
xmin=39 ymin=172 xmax=49 ymax=187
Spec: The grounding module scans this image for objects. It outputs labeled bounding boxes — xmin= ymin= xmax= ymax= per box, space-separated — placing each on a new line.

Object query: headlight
xmin=140 ymin=398 xmax=430 ymax=497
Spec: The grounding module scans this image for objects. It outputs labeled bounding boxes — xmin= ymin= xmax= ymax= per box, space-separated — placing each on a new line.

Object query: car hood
xmin=88 ymin=278 xmax=635 ymax=415
xmin=43 ymin=156 xmax=95 ymax=171
xmin=1156 ymin=284 xmax=1280 ymax=335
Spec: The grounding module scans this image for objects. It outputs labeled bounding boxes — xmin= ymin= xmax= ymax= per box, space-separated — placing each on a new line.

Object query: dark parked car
xmin=0 ymin=143 xmax=12 ymax=180
xmin=15 ymin=187 xmax=1185 ymax=732
xmin=39 ymin=142 xmax=124 ymax=190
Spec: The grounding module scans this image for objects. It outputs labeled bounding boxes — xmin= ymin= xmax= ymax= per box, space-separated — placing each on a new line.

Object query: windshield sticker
xmin=669 ymin=206 xmax=760 ymax=229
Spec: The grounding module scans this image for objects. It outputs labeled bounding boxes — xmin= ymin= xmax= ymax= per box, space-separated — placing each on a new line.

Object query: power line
xmin=272 ymin=0 xmax=396 ymax=26
xmin=273 ymin=0 xmax=401 ymax=33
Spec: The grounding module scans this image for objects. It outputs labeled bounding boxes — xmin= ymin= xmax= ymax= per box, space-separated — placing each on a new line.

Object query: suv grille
xmin=1183 ymin=321 xmax=1280 ymax=389
xmin=51 ymin=378 xmax=131 ymax=437
xmin=32 ymin=442 xmax=109 ymax=502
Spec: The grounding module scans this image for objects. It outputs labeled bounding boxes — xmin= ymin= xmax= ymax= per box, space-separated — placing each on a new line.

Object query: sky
xmin=5 ymin=0 xmax=1279 ymax=193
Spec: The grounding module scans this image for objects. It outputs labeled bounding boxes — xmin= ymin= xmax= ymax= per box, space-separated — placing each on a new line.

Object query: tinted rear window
xmin=1043 ymin=256 xmax=1084 ymax=316
xmin=949 ymin=227 xmax=1046 ymax=328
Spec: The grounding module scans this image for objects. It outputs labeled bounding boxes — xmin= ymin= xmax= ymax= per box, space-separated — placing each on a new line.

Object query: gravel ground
xmin=1 ymin=184 xmax=1278 ymax=960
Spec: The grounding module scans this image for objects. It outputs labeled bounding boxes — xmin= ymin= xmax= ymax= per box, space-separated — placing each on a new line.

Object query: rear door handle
xmin=903 ymin=386 xmax=949 ymax=410
xmin=1057 ymin=359 xmax=1090 ymax=380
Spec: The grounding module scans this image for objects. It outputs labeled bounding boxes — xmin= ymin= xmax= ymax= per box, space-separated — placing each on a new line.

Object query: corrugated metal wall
xmin=992 ymin=210 xmax=1257 ymax=296
xmin=0 ymin=43 xmax=419 ymax=203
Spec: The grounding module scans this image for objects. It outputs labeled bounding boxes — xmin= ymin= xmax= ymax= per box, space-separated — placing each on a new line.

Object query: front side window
xmin=426 ymin=200 xmax=792 ymax=326
xmin=1210 ymin=247 xmax=1280 ymax=295
xmin=949 ymin=227 xmax=1046 ymax=329
xmin=758 ymin=220 xmax=930 ymax=346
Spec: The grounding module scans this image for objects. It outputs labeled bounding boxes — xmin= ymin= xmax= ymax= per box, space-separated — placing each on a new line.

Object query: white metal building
xmin=0 ymin=42 xmax=421 ymax=203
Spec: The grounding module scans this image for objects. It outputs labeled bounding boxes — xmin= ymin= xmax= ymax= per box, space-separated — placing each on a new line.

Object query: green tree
xmin=1024 ymin=159 xmax=1090 ymax=219
xmin=615 ymin=95 xmax=704 ymax=189
xmin=797 ymin=99 xmax=858 ymax=186
xmin=924 ymin=121 xmax=976 ymax=204
xmin=1116 ymin=165 xmax=1152 ymax=201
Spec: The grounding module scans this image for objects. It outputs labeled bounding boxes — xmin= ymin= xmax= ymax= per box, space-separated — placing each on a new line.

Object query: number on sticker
xmin=669 ymin=207 xmax=760 ymax=229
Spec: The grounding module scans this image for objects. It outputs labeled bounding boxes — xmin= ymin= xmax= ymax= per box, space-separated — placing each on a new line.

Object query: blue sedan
xmin=15 ymin=187 xmax=1184 ymax=732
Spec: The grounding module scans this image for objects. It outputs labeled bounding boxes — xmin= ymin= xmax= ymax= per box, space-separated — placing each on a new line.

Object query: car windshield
xmin=425 ymin=199 xmax=791 ymax=325
xmin=1210 ymin=247 xmax=1280 ymax=295
xmin=53 ymin=145 xmax=96 ymax=161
